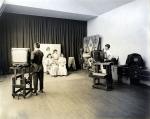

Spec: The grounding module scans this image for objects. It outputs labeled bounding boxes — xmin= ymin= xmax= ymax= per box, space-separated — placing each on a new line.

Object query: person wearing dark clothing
xmin=31 ymin=42 xmax=44 ymax=95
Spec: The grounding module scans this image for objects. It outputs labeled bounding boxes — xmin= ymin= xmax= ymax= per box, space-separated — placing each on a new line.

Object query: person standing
xmin=58 ymin=53 xmax=67 ymax=76
xmin=104 ymin=44 xmax=112 ymax=61
xmin=44 ymin=47 xmax=51 ymax=73
xmin=31 ymin=42 xmax=44 ymax=95
xmin=45 ymin=54 xmax=53 ymax=75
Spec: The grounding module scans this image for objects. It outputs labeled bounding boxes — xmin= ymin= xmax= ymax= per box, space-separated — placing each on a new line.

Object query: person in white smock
xmin=101 ymin=44 xmax=112 ymax=74
xmin=104 ymin=44 xmax=112 ymax=61
xmin=58 ymin=54 xmax=67 ymax=76
xmin=52 ymin=49 xmax=59 ymax=61
xmin=45 ymin=54 xmax=53 ymax=74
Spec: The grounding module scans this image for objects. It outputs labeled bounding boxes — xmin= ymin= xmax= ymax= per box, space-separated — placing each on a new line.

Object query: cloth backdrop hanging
xmin=0 ymin=13 xmax=87 ymax=74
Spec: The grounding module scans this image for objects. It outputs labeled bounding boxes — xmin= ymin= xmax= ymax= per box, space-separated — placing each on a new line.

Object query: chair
xmin=118 ymin=53 xmax=145 ymax=84
xmin=68 ymin=57 xmax=76 ymax=70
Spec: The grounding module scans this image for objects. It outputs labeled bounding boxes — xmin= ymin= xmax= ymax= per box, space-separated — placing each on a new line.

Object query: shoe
xmin=32 ymin=90 xmax=38 ymax=95
xmin=38 ymin=90 xmax=44 ymax=93
xmin=46 ymin=71 xmax=49 ymax=74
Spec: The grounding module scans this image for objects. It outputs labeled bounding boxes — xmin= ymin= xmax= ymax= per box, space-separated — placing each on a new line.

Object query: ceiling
xmin=4 ymin=4 xmax=97 ymax=21
xmin=4 ymin=0 xmax=135 ymax=21
xmin=77 ymin=0 xmax=135 ymax=15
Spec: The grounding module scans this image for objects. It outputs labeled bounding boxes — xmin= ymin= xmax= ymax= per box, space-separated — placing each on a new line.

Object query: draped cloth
xmin=0 ymin=13 xmax=87 ymax=74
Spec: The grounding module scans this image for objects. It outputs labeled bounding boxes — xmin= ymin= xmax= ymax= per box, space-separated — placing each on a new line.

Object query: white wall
xmin=88 ymin=0 xmax=150 ymax=68
xmin=0 ymin=0 xmax=5 ymax=15
xmin=0 ymin=0 xmax=3 ymax=8
xmin=148 ymin=0 xmax=150 ymax=69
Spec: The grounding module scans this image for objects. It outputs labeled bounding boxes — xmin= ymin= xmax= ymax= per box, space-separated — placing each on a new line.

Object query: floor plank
xmin=0 ymin=70 xmax=150 ymax=119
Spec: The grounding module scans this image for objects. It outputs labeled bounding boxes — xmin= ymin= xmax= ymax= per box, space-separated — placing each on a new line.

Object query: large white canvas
xmin=40 ymin=44 xmax=61 ymax=56
xmin=40 ymin=44 xmax=61 ymax=72
xmin=11 ymin=48 xmax=30 ymax=65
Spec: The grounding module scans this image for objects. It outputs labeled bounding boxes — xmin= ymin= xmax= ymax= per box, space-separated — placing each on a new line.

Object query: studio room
xmin=0 ymin=0 xmax=150 ymax=119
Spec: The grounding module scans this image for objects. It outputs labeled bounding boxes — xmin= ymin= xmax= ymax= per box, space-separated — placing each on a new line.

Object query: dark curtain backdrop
xmin=0 ymin=13 xmax=87 ymax=74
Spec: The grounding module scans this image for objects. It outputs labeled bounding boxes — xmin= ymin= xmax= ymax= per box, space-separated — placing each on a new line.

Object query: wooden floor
xmin=0 ymin=70 xmax=150 ymax=119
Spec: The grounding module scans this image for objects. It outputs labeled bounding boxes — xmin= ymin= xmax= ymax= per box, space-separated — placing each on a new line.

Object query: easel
xmin=10 ymin=65 xmax=33 ymax=99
